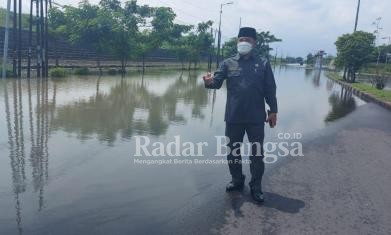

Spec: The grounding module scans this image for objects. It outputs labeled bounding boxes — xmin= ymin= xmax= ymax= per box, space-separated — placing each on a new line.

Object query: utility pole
xmin=45 ymin=0 xmax=49 ymax=77
xmin=343 ymin=0 xmax=361 ymax=80
xmin=373 ymin=17 xmax=382 ymax=67
xmin=2 ymin=0 xmax=12 ymax=79
xmin=40 ymin=0 xmax=45 ymax=78
xmin=17 ymin=0 xmax=22 ymax=78
xmin=354 ymin=0 xmax=361 ymax=32
xmin=36 ymin=0 xmax=40 ymax=77
xmin=373 ymin=17 xmax=384 ymax=88
xmin=216 ymin=1 xmax=233 ymax=68
xmin=13 ymin=0 xmax=17 ymax=77
xmin=27 ymin=0 xmax=33 ymax=78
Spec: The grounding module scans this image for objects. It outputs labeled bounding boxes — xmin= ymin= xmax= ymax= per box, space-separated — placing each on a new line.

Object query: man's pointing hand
xmin=202 ymin=72 xmax=214 ymax=85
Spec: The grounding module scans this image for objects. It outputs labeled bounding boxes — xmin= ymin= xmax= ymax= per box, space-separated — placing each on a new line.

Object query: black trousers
xmin=225 ymin=123 xmax=265 ymax=192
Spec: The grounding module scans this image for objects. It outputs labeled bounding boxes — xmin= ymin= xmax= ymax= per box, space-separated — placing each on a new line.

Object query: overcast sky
xmin=2 ymin=0 xmax=391 ymax=57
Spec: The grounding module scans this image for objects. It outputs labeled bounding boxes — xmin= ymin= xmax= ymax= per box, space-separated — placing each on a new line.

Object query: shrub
xmin=74 ymin=67 xmax=90 ymax=75
xmin=49 ymin=67 xmax=68 ymax=78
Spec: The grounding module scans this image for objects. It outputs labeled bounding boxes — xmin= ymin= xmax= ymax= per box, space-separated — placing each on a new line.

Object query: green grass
xmin=350 ymin=83 xmax=391 ymax=103
xmin=327 ymin=72 xmax=391 ymax=103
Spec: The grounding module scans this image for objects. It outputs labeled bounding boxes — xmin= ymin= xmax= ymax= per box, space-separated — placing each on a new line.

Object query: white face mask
xmin=237 ymin=41 xmax=253 ymax=55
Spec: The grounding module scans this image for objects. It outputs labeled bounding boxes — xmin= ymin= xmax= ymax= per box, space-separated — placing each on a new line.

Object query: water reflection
xmin=30 ymin=79 xmax=52 ymax=211
xmin=302 ymin=68 xmax=321 ymax=87
xmin=3 ymin=79 xmax=54 ymax=234
xmin=305 ymin=68 xmax=313 ymax=77
xmin=4 ymin=80 xmax=25 ymax=235
xmin=326 ymin=78 xmax=334 ymax=92
xmin=325 ymin=85 xmax=356 ymax=122
xmin=51 ymin=72 xmax=208 ymax=143
xmin=312 ymin=70 xmax=321 ymax=87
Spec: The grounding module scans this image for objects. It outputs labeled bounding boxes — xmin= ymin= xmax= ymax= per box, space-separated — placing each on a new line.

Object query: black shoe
xmin=250 ymin=188 xmax=264 ymax=203
xmin=226 ymin=181 xmax=244 ymax=192
xmin=226 ymin=175 xmax=245 ymax=192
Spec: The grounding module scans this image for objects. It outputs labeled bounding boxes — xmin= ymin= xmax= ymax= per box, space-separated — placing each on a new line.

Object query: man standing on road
xmin=203 ymin=27 xmax=278 ymax=203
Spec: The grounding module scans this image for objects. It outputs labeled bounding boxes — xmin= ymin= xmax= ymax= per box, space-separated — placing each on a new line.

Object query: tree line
xmin=48 ymin=0 xmax=282 ymax=74
xmin=48 ymin=0 xmax=214 ymax=73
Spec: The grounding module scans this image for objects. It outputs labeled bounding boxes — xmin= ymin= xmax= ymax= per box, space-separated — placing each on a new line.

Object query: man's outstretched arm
xmin=203 ymin=62 xmax=227 ymax=89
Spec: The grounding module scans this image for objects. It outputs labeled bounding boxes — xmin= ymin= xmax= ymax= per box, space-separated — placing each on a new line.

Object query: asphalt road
xmin=163 ymin=103 xmax=391 ymax=235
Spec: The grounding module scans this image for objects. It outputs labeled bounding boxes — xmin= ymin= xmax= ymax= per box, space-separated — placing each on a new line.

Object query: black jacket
xmin=205 ymin=53 xmax=278 ymax=124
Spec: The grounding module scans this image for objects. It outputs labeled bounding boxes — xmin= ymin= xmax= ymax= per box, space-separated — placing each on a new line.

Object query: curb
xmin=327 ymin=74 xmax=391 ymax=111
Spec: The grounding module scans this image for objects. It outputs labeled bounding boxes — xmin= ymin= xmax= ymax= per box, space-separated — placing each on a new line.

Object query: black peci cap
xmin=238 ymin=27 xmax=257 ymax=40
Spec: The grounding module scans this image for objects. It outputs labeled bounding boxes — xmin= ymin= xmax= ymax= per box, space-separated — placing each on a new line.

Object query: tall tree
xmin=53 ymin=1 xmax=114 ymax=72
xmin=335 ymin=31 xmax=375 ymax=82
xmin=168 ymin=24 xmax=193 ymax=70
xmin=135 ymin=7 xmax=175 ymax=72
xmin=100 ymin=0 xmax=139 ymax=73
xmin=255 ymin=31 xmax=282 ymax=58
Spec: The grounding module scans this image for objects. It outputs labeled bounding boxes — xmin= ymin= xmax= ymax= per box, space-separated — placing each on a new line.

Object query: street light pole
xmin=354 ymin=0 xmax=360 ymax=32
xmin=13 ymin=0 xmax=17 ymax=77
xmin=2 ymin=0 xmax=11 ymax=79
xmin=373 ymin=17 xmax=382 ymax=68
xmin=373 ymin=17 xmax=384 ymax=88
xmin=343 ymin=0 xmax=361 ymax=80
xmin=18 ymin=0 xmax=22 ymax=78
xmin=216 ymin=1 xmax=233 ymax=68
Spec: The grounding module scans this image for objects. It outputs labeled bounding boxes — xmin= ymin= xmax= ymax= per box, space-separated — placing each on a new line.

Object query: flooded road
xmin=0 ymin=66 xmax=366 ymax=234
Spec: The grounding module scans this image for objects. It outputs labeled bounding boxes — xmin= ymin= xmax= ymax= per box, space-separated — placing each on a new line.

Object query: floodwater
xmin=0 ymin=66 xmax=365 ymax=234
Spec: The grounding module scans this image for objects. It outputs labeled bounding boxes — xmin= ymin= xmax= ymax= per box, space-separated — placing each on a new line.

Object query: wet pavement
xmin=217 ymin=103 xmax=391 ymax=234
